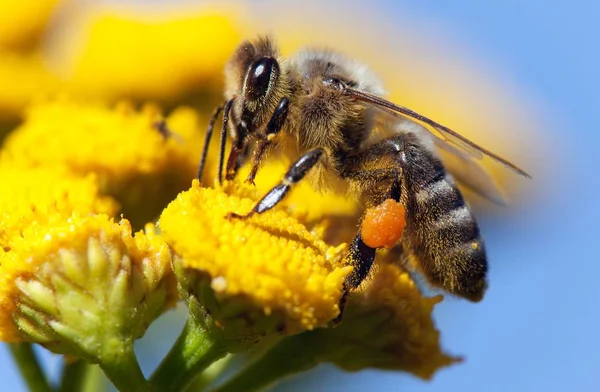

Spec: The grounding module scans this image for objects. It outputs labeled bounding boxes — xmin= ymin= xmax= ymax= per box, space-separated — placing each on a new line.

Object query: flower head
xmin=1 ymin=100 xmax=203 ymax=226
xmin=0 ymin=214 xmax=176 ymax=361
xmin=160 ymin=180 xmax=352 ymax=338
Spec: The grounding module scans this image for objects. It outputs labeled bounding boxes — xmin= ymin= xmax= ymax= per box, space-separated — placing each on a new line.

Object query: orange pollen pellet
xmin=361 ymin=199 xmax=406 ymax=249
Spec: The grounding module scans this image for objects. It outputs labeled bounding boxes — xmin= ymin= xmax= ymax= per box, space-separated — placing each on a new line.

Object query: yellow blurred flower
xmin=0 ymin=0 xmax=60 ymax=50
xmin=53 ymin=5 xmax=245 ymax=103
xmin=1 ymin=100 xmax=203 ymax=226
xmin=0 ymin=214 xmax=175 ymax=356
xmin=160 ymin=180 xmax=352 ymax=336
xmin=0 ymin=51 xmax=61 ymax=122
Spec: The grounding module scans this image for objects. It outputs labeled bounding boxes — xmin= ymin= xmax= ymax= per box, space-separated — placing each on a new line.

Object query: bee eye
xmin=244 ymin=57 xmax=279 ymax=101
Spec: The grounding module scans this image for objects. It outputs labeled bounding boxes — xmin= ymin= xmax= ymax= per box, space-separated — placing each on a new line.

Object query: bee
xmin=197 ymin=36 xmax=530 ymax=315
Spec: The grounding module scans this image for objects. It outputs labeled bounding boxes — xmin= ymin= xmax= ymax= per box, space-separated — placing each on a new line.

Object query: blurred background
xmin=1 ymin=0 xmax=598 ymax=391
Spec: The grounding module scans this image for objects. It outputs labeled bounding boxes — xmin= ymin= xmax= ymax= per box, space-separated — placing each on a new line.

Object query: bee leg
xmin=228 ymin=148 xmax=324 ymax=219
xmin=332 ymin=233 xmax=377 ymax=325
xmin=333 ymin=173 xmax=401 ymax=325
xmin=196 ymin=103 xmax=225 ymax=182
xmin=246 ymin=97 xmax=290 ymax=184
xmin=216 ymin=99 xmax=235 ymax=185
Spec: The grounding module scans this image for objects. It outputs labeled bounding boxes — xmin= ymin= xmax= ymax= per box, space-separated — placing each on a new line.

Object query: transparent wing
xmin=434 ymin=138 xmax=509 ymax=205
xmin=344 ymin=86 xmax=531 ymax=179
xmin=375 ymin=113 xmax=509 ymax=205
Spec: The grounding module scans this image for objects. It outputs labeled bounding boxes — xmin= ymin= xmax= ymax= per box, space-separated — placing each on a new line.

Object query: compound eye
xmin=244 ymin=57 xmax=279 ymax=101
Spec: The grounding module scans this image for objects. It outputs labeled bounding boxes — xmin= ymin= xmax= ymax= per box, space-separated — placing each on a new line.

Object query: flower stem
xmin=58 ymin=359 xmax=89 ymax=392
xmin=213 ymin=333 xmax=323 ymax=392
xmin=98 ymin=344 xmax=151 ymax=392
xmin=81 ymin=365 xmax=107 ymax=392
xmin=150 ymin=317 xmax=228 ymax=392
xmin=183 ymin=354 xmax=233 ymax=391
xmin=8 ymin=343 xmax=52 ymax=392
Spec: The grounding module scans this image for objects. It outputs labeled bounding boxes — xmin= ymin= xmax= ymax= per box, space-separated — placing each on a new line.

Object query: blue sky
xmin=2 ymin=1 xmax=599 ymax=391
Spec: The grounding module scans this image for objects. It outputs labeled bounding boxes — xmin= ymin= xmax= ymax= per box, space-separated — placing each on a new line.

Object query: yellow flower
xmin=0 ymin=166 xmax=117 ymax=250
xmin=159 ymin=180 xmax=352 ymax=336
xmin=0 ymin=0 xmax=61 ymax=50
xmin=1 ymin=100 xmax=203 ymax=226
xmin=53 ymin=4 xmax=245 ymax=103
xmin=0 ymin=214 xmax=175 ymax=359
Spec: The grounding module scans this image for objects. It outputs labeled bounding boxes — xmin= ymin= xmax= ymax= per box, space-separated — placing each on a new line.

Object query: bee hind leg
xmin=333 ymin=176 xmax=402 ymax=325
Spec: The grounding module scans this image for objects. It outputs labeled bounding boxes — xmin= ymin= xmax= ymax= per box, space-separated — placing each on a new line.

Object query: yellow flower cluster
xmin=0 ymin=100 xmax=196 ymax=350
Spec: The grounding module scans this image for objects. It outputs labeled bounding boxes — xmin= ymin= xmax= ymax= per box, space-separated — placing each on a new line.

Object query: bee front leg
xmin=216 ymin=99 xmax=235 ymax=185
xmin=228 ymin=148 xmax=324 ymax=219
xmin=246 ymin=97 xmax=291 ymax=184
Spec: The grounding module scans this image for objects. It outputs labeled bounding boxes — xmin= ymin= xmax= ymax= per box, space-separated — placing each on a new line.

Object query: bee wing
xmin=375 ymin=113 xmax=509 ymax=205
xmin=345 ymin=86 xmax=531 ymax=179
xmin=434 ymin=138 xmax=509 ymax=205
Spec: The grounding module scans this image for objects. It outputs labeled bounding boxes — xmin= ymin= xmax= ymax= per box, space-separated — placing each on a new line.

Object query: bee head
xmin=225 ymin=37 xmax=290 ymax=134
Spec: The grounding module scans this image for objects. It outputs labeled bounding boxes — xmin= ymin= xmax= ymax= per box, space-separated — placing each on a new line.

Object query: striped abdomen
xmin=403 ymin=151 xmax=488 ymax=302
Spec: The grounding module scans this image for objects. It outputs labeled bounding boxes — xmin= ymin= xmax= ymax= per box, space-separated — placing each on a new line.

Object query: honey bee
xmin=196 ymin=36 xmax=530 ymax=315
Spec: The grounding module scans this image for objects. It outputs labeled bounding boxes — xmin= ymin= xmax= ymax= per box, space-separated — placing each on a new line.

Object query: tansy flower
xmin=0 ymin=100 xmax=204 ymax=226
xmin=0 ymin=214 xmax=174 ymax=389
xmin=159 ymin=180 xmax=352 ymax=336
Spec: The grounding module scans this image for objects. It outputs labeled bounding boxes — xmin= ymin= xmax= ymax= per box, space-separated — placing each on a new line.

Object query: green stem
xmin=150 ymin=317 xmax=228 ymax=392
xmin=58 ymin=359 xmax=89 ymax=392
xmin=8 ymin=343 xmax=52 ymax=392
xmin=81 ymin=365 xmax=107 ymax=392
xmin=213 ymin=333 xmax=323 ymax=392
xmin=98 ymin=344 xmax=151 ymax=392
xmin=183 ymin=355 xmax=233 ymax=392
